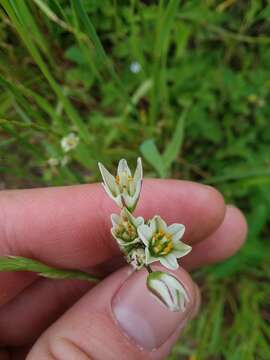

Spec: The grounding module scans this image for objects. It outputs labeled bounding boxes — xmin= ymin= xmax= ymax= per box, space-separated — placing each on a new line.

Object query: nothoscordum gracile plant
xmin=99 ymin=158 xmax=192 ymax=311
xmin=0 ymin=158 xmax=191 ymax=312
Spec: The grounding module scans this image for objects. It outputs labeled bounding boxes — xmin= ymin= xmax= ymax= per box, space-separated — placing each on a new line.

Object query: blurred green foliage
xmin=0 ymin=0 xmax=269 ymax=359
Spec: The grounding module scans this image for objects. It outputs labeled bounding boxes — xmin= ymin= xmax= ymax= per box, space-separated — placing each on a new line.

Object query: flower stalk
xmin=99 ymin=157 xmax=192 ymax=312
xmin=0 ymin=157 xmax=192 ymax=312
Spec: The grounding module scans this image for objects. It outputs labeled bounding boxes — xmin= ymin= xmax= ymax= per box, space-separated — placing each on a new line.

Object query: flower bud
xmin=147 ymin=271 xmax=189 ymax=312
xmin=127 ymin=248 xmax=146 ymax=270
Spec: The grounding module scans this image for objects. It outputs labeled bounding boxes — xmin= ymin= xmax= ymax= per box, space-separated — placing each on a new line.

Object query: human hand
xmin=0 ymin=180 xmax=247 ymax=359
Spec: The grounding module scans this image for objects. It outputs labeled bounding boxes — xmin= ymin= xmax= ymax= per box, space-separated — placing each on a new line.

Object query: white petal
xmin=160 ymin=254 xmax=179 ymax=270
xmin=137 ymin=224 xmax=152 ymax=246
xmin=173 ymin=242 xmax=192 ymax=258
xmin=133 ymin=157 xmax=143 ymax=183
xmin=132 ymin=180 xmax=142 ymax=205
xmin=168 ymin=224 xmax=185 ymax=243
xmin=147 ymin=271 xmax=189 ymax=312
xmin=134 ymin=216 xmax=145 ymax=227
xmin=98 ymin=162 xmax=118 ymax=195
xmin=148 ymin=278 xmax=174 ymax=309
xmin=110 ymin=228 xmax=119 ymax=242
xmin=149 ymin=217 xmax=158 ymax=233
xmin=145 ymin=247 xmax=157 ymax=264
xmin=111 ymin=213 xmax=120 ymax=227
xmin=117 ymin=159 xmax=131 ymax=177
xmin=155 ymin=216 xmax=168 ymax=232
xmin=102 ymin=183 xmax=123 ymax=207
xmin=159 ymin=273 xmax=190 ymax=311
xmin=122 ymin=193 xmax=136 ymax=211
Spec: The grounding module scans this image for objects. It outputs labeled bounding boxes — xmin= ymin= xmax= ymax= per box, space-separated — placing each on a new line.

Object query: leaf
xmin=140 ymin=139 xmax=167 ymax=178
xmin=162 ymin=108 xmax=188 ymax=169
xmin=0 ymin=256 xmax=100 ymax=283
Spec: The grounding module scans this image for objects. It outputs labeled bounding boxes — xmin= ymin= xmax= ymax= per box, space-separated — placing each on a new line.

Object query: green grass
xmin=0 ymin=1 xmax=270 ymax=359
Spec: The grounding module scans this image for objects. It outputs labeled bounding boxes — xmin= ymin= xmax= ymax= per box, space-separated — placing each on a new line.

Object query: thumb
xmin=27 ymin=266 xmax=200 ymax=360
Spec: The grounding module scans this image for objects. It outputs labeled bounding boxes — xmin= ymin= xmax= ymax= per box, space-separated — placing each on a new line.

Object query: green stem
xmin=145 ymin=265 xmax=153 ymax=273
xmin=0 ymin=256 xmax=101 ymax=283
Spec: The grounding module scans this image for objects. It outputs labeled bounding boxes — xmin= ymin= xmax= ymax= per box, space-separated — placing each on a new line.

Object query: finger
xmin=0 ymin=278 xmax=92 ymax=346
xmin=0 ymin=181 xmax=225 ymax=267
xmin=0 ymin=205 xmax=244 ymax=345
xmin=0 ymin=181 xmax=225 ymax=304
xmin=0 ymin=272 xmax=36 ymax=307
xmin=182 ymin=205 xmax=247 ymax=270
xmin=27 ymin=266 xmax=200 ymax=360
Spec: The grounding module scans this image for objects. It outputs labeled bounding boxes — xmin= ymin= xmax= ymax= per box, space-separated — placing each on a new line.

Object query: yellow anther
xmin=161 ymin=241 xmax=173 ymax=255
xmin=115 ymin=175 xmax=120 ymax=184
xmin=152 ymin=230 xmax=173 ymax=256
xmin=165 ymin=233 xmax=172 ymax=241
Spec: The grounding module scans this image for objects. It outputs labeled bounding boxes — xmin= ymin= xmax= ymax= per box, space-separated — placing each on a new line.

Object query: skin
xmin=0 ymin=180 xmax=247 ymax=359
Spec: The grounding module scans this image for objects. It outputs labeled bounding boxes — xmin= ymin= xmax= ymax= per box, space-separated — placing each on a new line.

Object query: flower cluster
xmin=98 ymin=158 xmax=192 ymax=312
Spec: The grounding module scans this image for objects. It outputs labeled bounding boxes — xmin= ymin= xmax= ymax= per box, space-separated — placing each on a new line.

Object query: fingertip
xmin=140 ymin=180 xmax=226 ymax=244
xmin=185 ymin=183 xmax=226 ymax=243
xmin=183 ymin=204 xmax=248 ymax=270
xmin=224 ymin=205 xmax=248 ymax=252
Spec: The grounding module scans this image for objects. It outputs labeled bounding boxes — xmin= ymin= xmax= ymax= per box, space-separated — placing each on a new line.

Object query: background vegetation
xmin=0 ymin=0 xmax=269 ymax=359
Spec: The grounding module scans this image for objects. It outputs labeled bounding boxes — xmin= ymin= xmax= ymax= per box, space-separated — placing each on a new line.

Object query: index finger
xmin=0 ymin=179 xmax=225 ymax=269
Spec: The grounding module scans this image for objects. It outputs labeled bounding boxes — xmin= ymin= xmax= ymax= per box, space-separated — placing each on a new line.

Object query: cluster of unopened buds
xmin=98 ymin=158 xmax=192 ymax=312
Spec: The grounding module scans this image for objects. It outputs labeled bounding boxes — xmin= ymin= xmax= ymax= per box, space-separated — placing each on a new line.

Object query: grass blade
xmin=1 ymin=0 xmax=89 ymax=141
xmin=140 ymin=139 xmax=167 ymax=178
xmin=0 ymin=256 xmax=100 ymax=283
xmin=163 ymin=108 xmax=188 ymax=169
xmin=71 ymin=0 xmax=132 ymax=108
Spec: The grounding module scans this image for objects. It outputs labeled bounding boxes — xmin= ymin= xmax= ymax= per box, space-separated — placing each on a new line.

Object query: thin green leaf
xmin=140 ymin=139 xmax=167 ymax=178
xmin=0 ymin=256 xmax=100 ymax=283
xmin=1 ymin=0 xmax=89 ymax=141
xmin=163 ymin=108 xmax=188 ymax=169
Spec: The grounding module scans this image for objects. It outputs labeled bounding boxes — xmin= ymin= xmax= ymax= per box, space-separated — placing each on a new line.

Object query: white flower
xmin=130 ymin=61 xmax=141 ymax=74
xmin=111 ymin=207 xmax=144 ymax=248
xmin=98 ymin=158 xmax=143 ymax=211
xmin=60 ymin=155 xmax=69 ymax=167
xmin=127 ymin=248 xmax=146 ymax=270
xmin=61 ymin=133 xmax=80 ymax=153
xmin=138 ymin=216 xmax=191 ymax=270
xmin=48 ymin=157 xmax=59 ymax=167
xmin=147 ymin=271 xmax=190 ymax=312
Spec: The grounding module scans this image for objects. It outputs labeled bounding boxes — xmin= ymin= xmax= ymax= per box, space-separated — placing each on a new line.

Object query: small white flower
xmin=61 ymin=133 xmax=80 ymax=153
xmin=138 ymin=216 xmax=191 ymax=270
xmin=130 ymin=61 xmax=141 ymax=74
xmin=99 ymin=158 xmax=143 ymax=211
xmin=47 ymin=157 xmax=59 ymax=167
xmin=111 ymin=207 xmax=144 ymax=248
xmin=127 ymin=248 xmax=146 ymax=270
xmin=147 ymin=271 xmax=190 ymax=312
xmin=60 ymin=155 xmax=69 ymax=166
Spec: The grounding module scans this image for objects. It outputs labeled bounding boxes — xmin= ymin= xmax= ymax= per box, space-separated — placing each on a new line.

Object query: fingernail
xmin=112 ymin=269 xmax=193 ymax=351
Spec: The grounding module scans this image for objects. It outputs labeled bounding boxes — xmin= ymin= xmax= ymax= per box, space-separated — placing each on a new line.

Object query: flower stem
xmin=145 ymin=265 xmax=153 ymax=273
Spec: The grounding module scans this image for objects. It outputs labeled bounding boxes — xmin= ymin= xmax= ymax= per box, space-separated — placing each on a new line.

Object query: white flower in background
xmin=47 ymin=157 xmax=59 ymax=167
xmin=147 ymin=271 xmax=190 ymax=312
xmin=111 ymin=207 xmax=144 ymax=248
xmin=130 ymin=61 xmax=141 ymax=74
xmin=61 ymin=133 xmax=80 ymax=153
xmin=138 ymin=216 xmax=191 ymax=270
xmin=127 ymin=247 xmax=146 ymax=270
xmin=98 ymin=158 xmax=143 ymax=211
xmin=60 ymin=155 xmax=69 ymax=167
